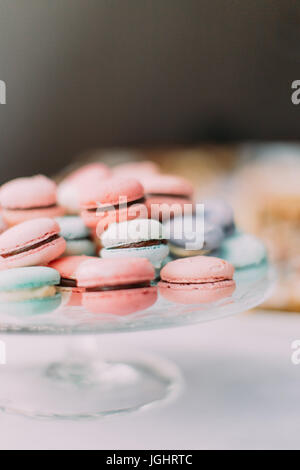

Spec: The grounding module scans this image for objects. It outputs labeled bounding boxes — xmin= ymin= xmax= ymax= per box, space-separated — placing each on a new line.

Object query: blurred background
xmin=0 ymin=0 xmax=300 ymax=180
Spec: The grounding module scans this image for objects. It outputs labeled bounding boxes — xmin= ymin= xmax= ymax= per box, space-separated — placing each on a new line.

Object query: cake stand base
xmin=0 ymin=337 xmax=182 ymax=420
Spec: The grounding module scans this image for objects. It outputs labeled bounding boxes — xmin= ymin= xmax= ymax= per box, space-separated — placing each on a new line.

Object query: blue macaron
xmin=165 ymin=214 xmax=225 ymax=258
xmin=0 ymin=266 xmax=62 ymax=315
xmin=56 ymin=216 xmax=96 ymax=256
xmin=204 ymin=198 xmax=235 ymax=235
xmin=219 ymin=232 xmax=267 ymax=269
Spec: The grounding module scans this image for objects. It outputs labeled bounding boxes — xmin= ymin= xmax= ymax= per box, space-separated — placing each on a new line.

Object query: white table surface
xmin=0 ymin=309 xmax=299 ymax=450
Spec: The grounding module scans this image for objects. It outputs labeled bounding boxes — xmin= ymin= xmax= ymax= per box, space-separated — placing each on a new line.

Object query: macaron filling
xmin=0 ymin=234 xmax=60 ymax=258
xmin=85 ymin=281 xmax=151 ymax=292
xmin=86 ymin=197 xmax=146 ymax=213
xmin=4 ymin=203 xmax=59 ymax=211
xmin=159 ymin=279 xmax=234 ymax=289
xmin=147 ymin=193 xmax=191 ymax=200
xmin=168 ymin=244 xmax=210 ymax=257
xmin=0 ymin=285 xmax=57 ymax=302
xmin=60 ymin=276 xmax=151 ymax=291
xmin=108 ymin=239 xmax=168 ymax=250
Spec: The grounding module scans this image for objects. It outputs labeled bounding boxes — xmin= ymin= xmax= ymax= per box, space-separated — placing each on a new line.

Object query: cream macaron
xmin=100 ymin=218 xmax=169 ymax=268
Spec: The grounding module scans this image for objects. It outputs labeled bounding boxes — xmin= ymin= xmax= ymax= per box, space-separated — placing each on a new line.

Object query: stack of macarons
xmin=79 ymin=176 xmax=147 ymax=235
xmin=56 ymin=216 xmax=96 ymax=256
xmin=0 ymin=157 xmax=266 ymax=316
xmin=58 ymin=162 xmax=111 ymax=214
xmin=50 ymin=255 xmax=157 ymax=314
xmin=140 ymin=174 xmax=194 ymax=221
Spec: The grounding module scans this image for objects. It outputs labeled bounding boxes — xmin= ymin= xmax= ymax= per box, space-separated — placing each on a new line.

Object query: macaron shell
xmin=0 ymin=294 xmax=62 ymax=316
xmin=0 ymin=175 xmax=57 ymax=209
xmin=160 ymin=256 xmax=234 ymax=284
xmin=82 ymin=286 xmax=157 ymax=315
xmin=145 ymin=196 xmax=193 ymax=220
xmin=166 ymin=216 xmax=225 ymax=253
xmin=80 ymin=177 xmax=144 ymax=209
xmin=158 ymin=279 xmax=236 ymax=304
xmin=141 ymin=175 xmax=194 ymax=197
xmin=3 ymin=206 xmax=65 ymax=227
xmin=0 ymin=218 xmax=61 ymax=256
xmin=101 ymin=244 xmax=169 ymax=269
xmin=81 ymin=202 xmax=147 ymax=232
xmin=219 ymin=233 xmax=267 ymax=268
xmin=101 ymin=218 xmax=165 ymax=248
xmin=0 ymin=236 xmax=66 ymax=270
xmin=57 ymin=183 xmax=81 ymax=214
xmin=76 ymin=257 xmax=155 ymax=288
xmin=49 ymin=255 xmax=94 ymax=280
xmin=0 ymin=266 xmax=60 ymax=291
xmin=204 ymin=198 xmax=235 ymax=232
xmin=65 ymin=240 xmax=96 ymax=257
xmin=56 ymin=216 xmax=90 ymax=240
xmin=58 ymin=164 xmax=112 ymax=214
xmin=61 ymin=163 xmax=111 ymax=185
xmin=0 ymin=215 xmax=7 ymax=234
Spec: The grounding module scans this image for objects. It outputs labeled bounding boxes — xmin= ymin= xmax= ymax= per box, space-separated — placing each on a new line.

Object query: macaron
xmin=0 ymin=266 xmax=61 ymax=315
xmin=76 ymin=257 xmax=157 ymax=315
xmin=56 ymin=216 xmax=96 ymax=256
xmin=80 ymin=177 xmax=147 ymax=234
xmin=219 ymin=232 xmax=267 ymax=269
xmin=58 ymin=163 xmax=111 ymax=214
xmin=164 ymin=214 xmax=225 ymax=258
xmin=0 ymin=214 xmax=7 ymax=234
xmin=112 ymin=160 xmax=160 ymax=178
xmin=0 ymin=218 xmax=66 ymax=270
xmin=100 ymin=218 xmax=169 ymax=268
xmin=140 ymin=174 xmax=194 ymax=220
xmin=204 ymin=198 xmax=235 ymax=235
xmin=0 ymin=175 xmax=65 ymax=226
xmin=158 ymin=256 xmax=236 ymax=304
xmin=49 ymin=255 xmax=94 ymax=306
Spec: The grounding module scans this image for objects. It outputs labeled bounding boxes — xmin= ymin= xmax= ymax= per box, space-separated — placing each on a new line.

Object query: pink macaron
xmin=140 ymin=175 xmax=194 ymax=220
xmin=113 ymin=160 xmax=160 ymax=178
xmin=0 ymin=175 xmax=65 ymax=226
xmin=158 ymin=256 xmax=236 ymax=304
xmin=0 ymin=218 xmax=66 ymax=270
xmin=76 ymin=257 xmax=157 ymax=315
xmin=80 ymin=177 xmax=147 ymax=234
xmin=0 ymin=214 xmax=7 ymax=234
xmin=58 ymin=163 xmax=112 ymax=214
xmin=49 ymin=255 xmax=95 ymax=306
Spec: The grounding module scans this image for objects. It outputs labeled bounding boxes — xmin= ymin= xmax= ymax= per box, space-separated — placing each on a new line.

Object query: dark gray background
xmin=0 ymin=0 xmax=299 ymax=182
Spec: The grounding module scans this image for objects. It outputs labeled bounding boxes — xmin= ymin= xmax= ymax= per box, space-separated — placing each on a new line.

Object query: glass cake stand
xmin=0 ymin=264 xmax=274 ymax=420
